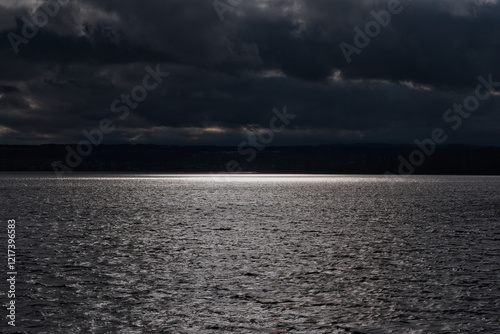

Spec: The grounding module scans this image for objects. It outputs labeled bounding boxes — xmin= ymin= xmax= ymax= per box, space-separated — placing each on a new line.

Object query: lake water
xmin=1 ymin=174 xmax=499 ymax=333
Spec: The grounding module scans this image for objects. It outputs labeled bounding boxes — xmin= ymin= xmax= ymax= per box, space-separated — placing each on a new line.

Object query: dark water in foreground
xmin=1 ymin=174 xmax=499 ymax=333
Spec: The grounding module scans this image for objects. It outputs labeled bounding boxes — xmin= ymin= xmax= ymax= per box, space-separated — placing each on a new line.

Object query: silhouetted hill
xmin=1 ymin=144 xmax=500 ymax=175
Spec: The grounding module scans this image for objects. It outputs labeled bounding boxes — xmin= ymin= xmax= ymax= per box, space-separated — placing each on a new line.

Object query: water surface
xmin=1 ymin=174 xmax=499 ymax=333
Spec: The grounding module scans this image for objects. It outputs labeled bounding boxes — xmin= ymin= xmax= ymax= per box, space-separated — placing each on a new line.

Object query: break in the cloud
xmin=0 ymin=0 xmax=499 ymax=145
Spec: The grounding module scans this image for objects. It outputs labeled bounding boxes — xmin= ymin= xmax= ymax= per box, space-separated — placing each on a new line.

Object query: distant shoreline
xmin=1 ymin=144 xmax=500 ymax=175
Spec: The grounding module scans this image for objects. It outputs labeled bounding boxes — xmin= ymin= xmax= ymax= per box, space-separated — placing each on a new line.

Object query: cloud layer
xmin=1 ymin=0 xmax=499 ymax=145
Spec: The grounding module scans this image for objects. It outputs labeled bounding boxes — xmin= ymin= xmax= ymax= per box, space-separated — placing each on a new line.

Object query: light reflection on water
xmin=0 ymin=174 xmax=499 ymax=333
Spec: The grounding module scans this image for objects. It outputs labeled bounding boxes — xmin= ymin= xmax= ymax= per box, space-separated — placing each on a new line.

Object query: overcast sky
xmin=0 ymin=0 xmax=499 ymax=146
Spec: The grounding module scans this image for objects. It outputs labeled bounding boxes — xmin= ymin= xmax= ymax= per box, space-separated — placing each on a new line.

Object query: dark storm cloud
xmin=0 ymin=0 xmax=499 ymax=145
xmin=0 ymin=85 xmax=19 ymax=93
